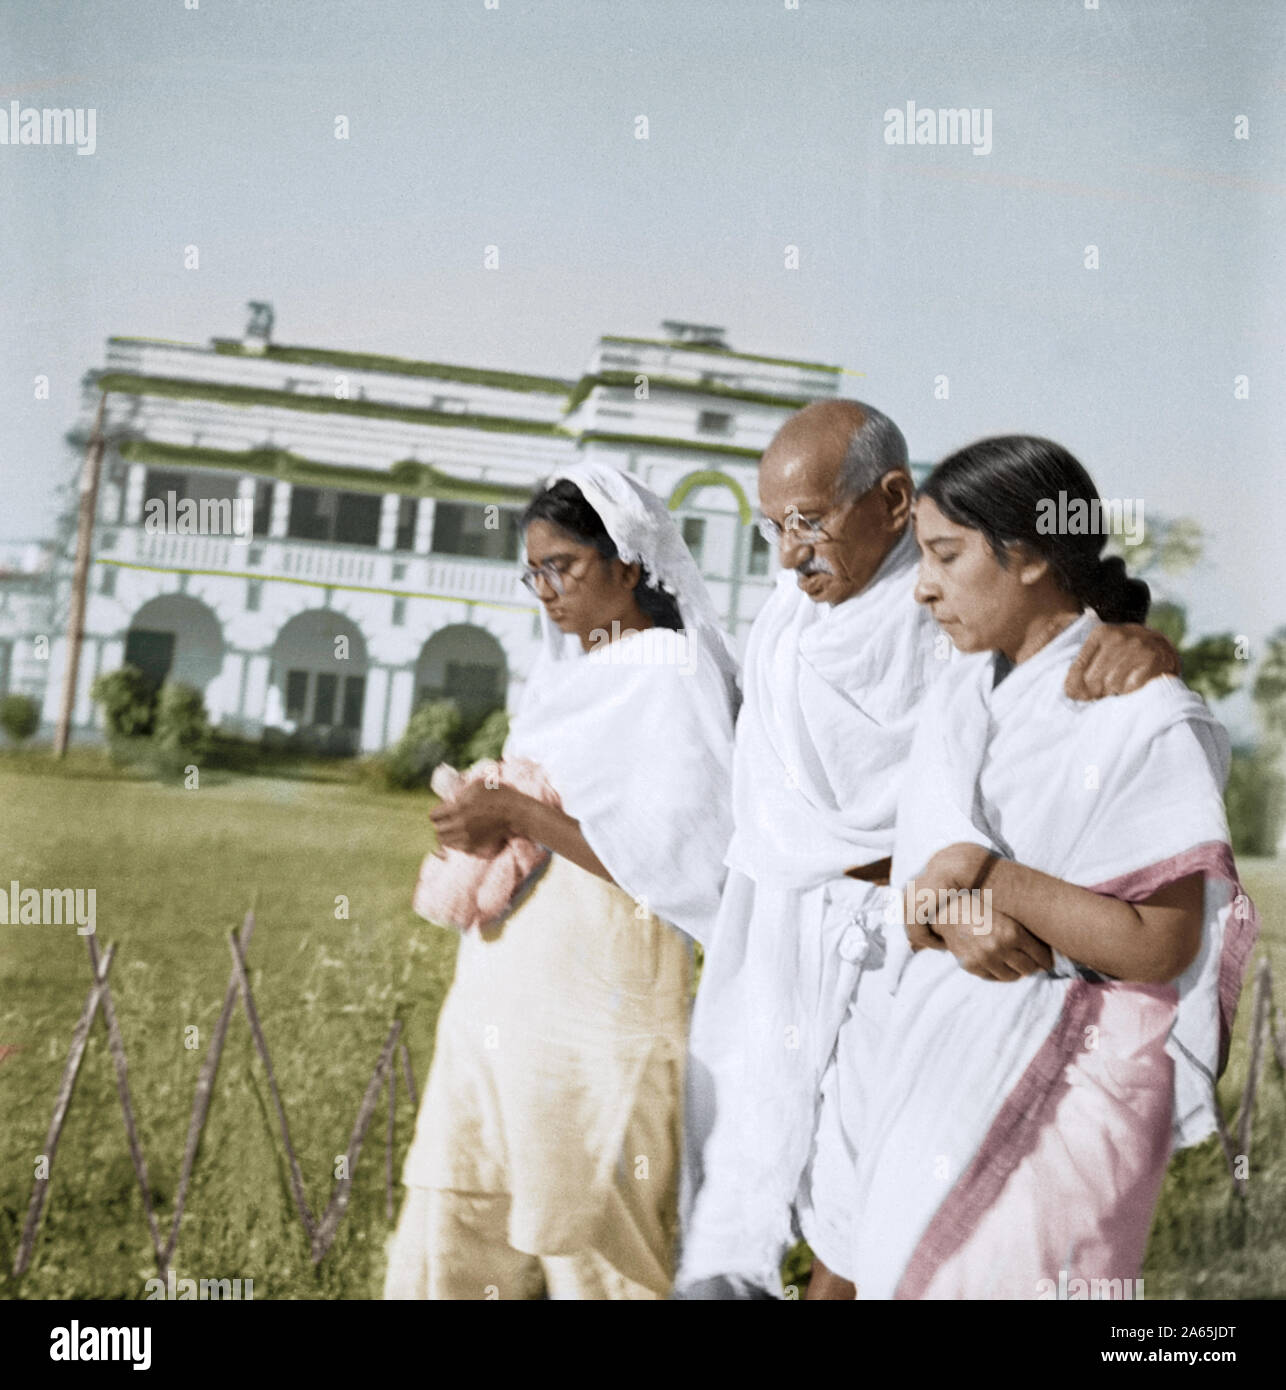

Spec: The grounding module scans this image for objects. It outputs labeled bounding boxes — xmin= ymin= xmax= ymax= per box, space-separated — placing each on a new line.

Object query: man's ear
xmin=618 ymin=559 xmax=642 ymax=590
xmin=881 ymin=470 xmax=915 ymax=532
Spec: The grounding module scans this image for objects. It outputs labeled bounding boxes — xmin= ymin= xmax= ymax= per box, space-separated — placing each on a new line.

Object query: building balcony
xmin=117 ymin=525 xmax=533 ymax=610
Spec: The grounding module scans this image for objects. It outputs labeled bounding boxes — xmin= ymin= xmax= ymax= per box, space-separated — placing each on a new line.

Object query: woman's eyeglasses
xmin=519 ymin=556 xmax=589 ymax=597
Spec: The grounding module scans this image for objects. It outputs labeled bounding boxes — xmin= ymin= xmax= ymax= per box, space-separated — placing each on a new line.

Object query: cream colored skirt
xmin=386 ymin=853 xmax=691 ymax=1300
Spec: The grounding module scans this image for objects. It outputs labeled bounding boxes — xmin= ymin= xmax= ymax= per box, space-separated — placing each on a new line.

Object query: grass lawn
xmin=0 ymin=759 xmax=455 ymax=1300
xmin=0 ymin=757 xmax=1283 ymax=1300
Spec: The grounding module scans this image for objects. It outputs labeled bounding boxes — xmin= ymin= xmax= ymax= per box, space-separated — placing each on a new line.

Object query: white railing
xmin=423 ymin=556 xmax=528 ymax=603
xmin=133 ymin=532 xmax=237 ymax=570
xmin=124 ymin=527 xmax=533 ymax=608
xmin=273 ymin=543 xmax=377 ymax=585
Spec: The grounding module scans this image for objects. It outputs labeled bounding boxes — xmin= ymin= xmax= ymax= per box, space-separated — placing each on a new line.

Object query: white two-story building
xmin=3 ymin=310 xmax=858 ymax=754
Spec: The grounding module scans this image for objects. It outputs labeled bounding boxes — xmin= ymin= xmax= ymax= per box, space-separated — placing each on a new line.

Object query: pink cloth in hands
xmin=412 ymin=756 xmax=560 ymax=932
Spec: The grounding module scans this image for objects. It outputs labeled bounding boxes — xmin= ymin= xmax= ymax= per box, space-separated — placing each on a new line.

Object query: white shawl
xmin=504 ymin=462 xmax=739 ymax=945
xmin=680 ymin=526 xmax=943 ymax=1288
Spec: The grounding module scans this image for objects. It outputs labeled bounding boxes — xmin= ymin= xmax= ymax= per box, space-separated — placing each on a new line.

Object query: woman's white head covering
xmin=524 ymin=461 xmax=740 ymax=693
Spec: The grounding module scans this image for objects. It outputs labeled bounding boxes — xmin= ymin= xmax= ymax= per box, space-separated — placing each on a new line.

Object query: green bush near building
xmin=90 ymin=665 xmax=157 ymax=740
xmin=0 ymin=693 xmax=40 ymax=745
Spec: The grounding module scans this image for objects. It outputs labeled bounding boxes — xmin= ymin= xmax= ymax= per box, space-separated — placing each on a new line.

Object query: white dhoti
xmin=680 ymin=529 xmax=941 ymax=1293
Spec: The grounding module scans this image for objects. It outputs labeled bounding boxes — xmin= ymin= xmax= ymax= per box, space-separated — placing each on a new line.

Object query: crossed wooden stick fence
xmin=1213 ymin=955 xmax=1286 ymax=1197
xmin=9 ymin=923 xmax=1286 ymax=1282
xmin=11 ymin=908 xmax=419 ymax=1281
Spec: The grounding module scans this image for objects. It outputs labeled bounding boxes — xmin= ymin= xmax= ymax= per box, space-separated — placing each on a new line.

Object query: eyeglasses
xmin=756 ymin=495 xmax=856 ymax=548
xmin=519 ymin=555 xmax=590 ymax=597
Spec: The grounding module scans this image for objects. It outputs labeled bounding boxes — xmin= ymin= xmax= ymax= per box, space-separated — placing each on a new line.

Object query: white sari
xmin=848 ymin=612 xmax=1258 ymax=1299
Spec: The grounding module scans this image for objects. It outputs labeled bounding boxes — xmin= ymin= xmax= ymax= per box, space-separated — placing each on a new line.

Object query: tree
xmin=1112 ymin=518 xmax=1244 ymax=704
xmin=1252 ymin=628 xmax=1286 ymax=746
xmin=1144 ymin=602 xmax=1244 ymax=705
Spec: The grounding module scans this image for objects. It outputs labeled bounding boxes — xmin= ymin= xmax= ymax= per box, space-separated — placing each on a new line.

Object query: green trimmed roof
xmin=565 ymin=370 xmax=812 ymax=414
xmin=578 ymin=429 xmax=761 ymax=460
xmin=95 ymin=372 xmax=566 ymax=437
xmin=208 ymin=339 xmax=574 ymax=395
xmin=118 ymin=438 xmax=534 ymax=505
xmin=600 ymin=335 xmax=844 ymax=375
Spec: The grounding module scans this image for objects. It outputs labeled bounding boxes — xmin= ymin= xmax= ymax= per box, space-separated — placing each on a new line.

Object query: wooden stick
xmin=1235 ymin=957 xmax=1271 ymax=1171
xmin=87 ymin=935 xmax=166 ymax=1276
xmin=54 ymin=394 xmax=107 ymax=757
xmin=385 ymin=1054 xmax=396 ymax=1222
xmin=398 ymin=1040 xmax=418 ymax=1111
xmin=13 ymin=944 xmax=116 ymax=1276
xmin=228 ymin=930 xmax=315 ymax=1240
xmin=164 ymin=908 xmax=256 ymax=1266
xmin=311 ymin=1020 xmax=401 ymax=1262
xmin=1212 ymin=1092 xmax=1243 ymax=1194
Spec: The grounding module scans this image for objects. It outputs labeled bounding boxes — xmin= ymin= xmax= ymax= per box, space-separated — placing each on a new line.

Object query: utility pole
xmin=53 ymin=394 xmax=107 ymax=758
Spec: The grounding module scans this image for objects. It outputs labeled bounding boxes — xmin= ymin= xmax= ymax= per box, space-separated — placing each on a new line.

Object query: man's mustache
xmin=797 ymin=557 xmax=834 ymax=577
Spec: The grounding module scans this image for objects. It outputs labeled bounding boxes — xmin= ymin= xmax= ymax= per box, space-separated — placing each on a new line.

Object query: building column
xmin=243 ymin=653 xmax=272 ymax=731
xmin=235 ymin=476 xmax=256 ymax=546
xmin=41 ymin=637 xmax=73 ymax=726
xmin=269 ymin=482 xmax=292 ymax=539
xmin=73 ymin=637 xmax=101 ymax=727
xmin=206 ymin=650 xmax=244 ymax=728
xmin=101 ymin=456 xmax=125 ymax=524
xmin=124 ymin=463 xmax=146 ymax=524
xmin=386 ymin=668 xmax=415 ymax=746
xmin=378 ymin=494 xmax=400 ymax=550
xmin=414 ymin=498 xmax=436 ymax=555
xmin=360 ymin=666 xmax=390 ymax=753
xmin=100 ymin=637 xmax=125 ymax=674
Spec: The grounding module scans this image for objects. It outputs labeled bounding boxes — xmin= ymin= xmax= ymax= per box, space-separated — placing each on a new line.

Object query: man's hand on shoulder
xmin=1065 ymin=622 xmax=1180 ymax=701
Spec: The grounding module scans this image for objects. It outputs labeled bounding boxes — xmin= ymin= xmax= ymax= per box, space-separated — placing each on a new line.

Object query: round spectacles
xmin=757 ymin=495 xmax=855 ymax=548
xmin=519 ymin=556 xmax=589 ymax=597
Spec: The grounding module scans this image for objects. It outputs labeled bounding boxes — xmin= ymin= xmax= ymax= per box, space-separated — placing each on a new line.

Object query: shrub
xmin=379 ymin=699 xmax=462 ymax=790
xmin=0 ymin=693 xmax=40 ymax=745
xmin=90 ymin=665 xmax=157 ymax=739
xmin=460 ymin=708 xmax=509 ymax=765
xmin=154 ymin=682 xmax=213 ymax=756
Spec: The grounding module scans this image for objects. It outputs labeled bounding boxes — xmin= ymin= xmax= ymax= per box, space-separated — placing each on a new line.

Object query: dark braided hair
xmin=520 ymin=479 xmax=683 ymax=630
xmin=919 ymin=435 xmax=1150 ymax=625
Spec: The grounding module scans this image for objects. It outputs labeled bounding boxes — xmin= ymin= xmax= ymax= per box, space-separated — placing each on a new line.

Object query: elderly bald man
xmin=676 ymin=400 xmax=1178 ymax=1301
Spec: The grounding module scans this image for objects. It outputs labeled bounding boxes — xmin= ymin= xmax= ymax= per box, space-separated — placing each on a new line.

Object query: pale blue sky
xmin=4 ymin=0 xmax=1282 ymax=729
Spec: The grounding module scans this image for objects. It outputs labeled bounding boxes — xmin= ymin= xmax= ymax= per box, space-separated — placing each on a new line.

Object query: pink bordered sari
xmin=851 ymin=612 xmax=1258 ymax=1300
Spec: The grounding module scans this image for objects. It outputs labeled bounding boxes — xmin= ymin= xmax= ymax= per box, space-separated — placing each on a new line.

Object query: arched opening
xmin=666 ymin=469 xmax=754 ymax=525
xmin=125 ymin=594 xmax=225 ymax=693
xmin=267 ymin=609 xmax=369 ymax=755
xmin=414 ymin=624 xmax=508 ymax=722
